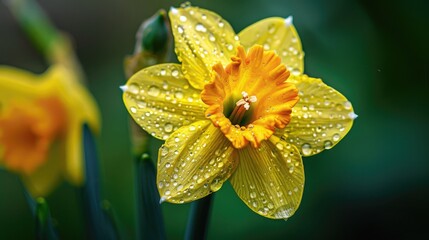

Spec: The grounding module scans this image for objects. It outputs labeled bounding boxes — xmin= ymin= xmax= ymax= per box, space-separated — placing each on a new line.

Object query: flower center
xmin=0 ymin=97 xmax=67 ymax=174
xmin=229 ymin=91 xmax=257 ymax=125
xmin=201 ymin=45 xmax=299 ymax=149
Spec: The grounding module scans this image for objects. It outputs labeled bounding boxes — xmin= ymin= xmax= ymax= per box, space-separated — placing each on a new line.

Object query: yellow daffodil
xmin=123 ymin=5 xmax=356 ymax=219
xmin=0 ymin=65 xmax=100 ymax=197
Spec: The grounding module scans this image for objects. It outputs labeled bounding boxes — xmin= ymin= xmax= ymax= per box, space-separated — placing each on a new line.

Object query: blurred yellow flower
xmin=0 ymin=65 xmax=100 ymax=196
xmin=123 ymin=6 xmax=356 ymax=219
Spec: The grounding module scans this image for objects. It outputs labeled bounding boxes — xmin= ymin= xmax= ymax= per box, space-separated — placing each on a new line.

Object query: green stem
xmin=22 ymin=186 xmax=58 ymax=240
xmin=35 ymin=198 xmax=58 ymax=240
xmin=135 ymin=154 xmax=166 ymax=240
xmin=82 ymin=124 xmax=118 ymax=240
xmin=184 ymin=195 xmax=214 ymax=240
xmin=5 ymin=0 xmax=85 ymax=81
xmin=5 ymin=0 xmax=58 ymax=55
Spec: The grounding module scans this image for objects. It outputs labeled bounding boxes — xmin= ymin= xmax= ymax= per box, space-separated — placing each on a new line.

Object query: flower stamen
xmin=229 ymin=91 xmax=257 ymax=125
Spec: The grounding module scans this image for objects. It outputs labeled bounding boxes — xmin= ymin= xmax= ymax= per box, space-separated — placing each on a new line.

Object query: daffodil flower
xmin=0 ymin=65 xmax=100 ymax=196
xmin=123 ymin=5 xmax=356 ymax=219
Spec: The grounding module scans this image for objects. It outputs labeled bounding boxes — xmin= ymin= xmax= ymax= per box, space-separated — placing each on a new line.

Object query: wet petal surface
xmin=281 ymin=74 xmax=356 ymax=156
xmin=230 ymin=136 xmax=304 ymax=219
xmin=157 ymin=120 xmax=237 ymax=203
xmin=169 ymin=6 xmax=240 ymax=89
xmin=238 ymin=17 xmax=304 ymax=75
xmin=123 ymin=64 xmax=207 ymax=140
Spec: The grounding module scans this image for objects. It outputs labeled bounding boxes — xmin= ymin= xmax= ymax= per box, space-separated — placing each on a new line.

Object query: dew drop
xmin=174 ymin=91 xmax=184 ymax=99
xmin=160 ymin=146 xmax=169 ymax=156
xmin=148 ymin=86 xmax=161 ymax=97
xmin=344 ymin=101 xmax=352 ymax=110
xmin=274 ymin=206 xmax=294 ymax=219
xmin=172 ymin=69 xmax=179 ymax=77
xmin=128 ymin=83 xmax=139 ymax=94
xmin=247 ymin=192 xmax=256 ymax=199
xmin=177 ymin=25 xmax=184 ymax=34
xmin=209 ymin=34 xmax=216 ymax=42
xmin=164 ymin=123 xmax=173 ymax=133
xmin=165 ymin=162 xmax=171 ymax=168
xmin=263 ymin=43 xmax=270 ymax=50
xmin=130 ymin=106 xmax=137 ymax=113
xmin=276 ymin=142 xmax=284 ymax=150
xmin=179 ymin=15 xmax=187 ymax=22
xmin=210 ymin=177 xmax=223 ymax=191
xmin=301 ymin=143 xmax=312 ymax=156
xmin=324 ymin=140 xmax=333 ymax=149
xmin=290 ymin=68 xmax=301 ymax=76
xmin=195 ymin=23 xmax=207 ymax=32
xmin=218 ymin=21 xmax=224 ymax=28
xmin=332 ymin=133 xmax=340 ymax=142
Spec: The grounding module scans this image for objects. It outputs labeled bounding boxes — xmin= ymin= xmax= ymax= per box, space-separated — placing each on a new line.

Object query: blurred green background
xmin=0 ymin=0 xmax=428 ymax=239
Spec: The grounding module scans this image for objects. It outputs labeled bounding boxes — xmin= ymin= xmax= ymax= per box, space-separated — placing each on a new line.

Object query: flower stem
xmin=184 ymin=195 xmax=214 ymax=240
xmin=22 ymin=187 xmax=58 ymax=240
xmin=82 ymin=124 xmax=118 ymax=240
xmin=124 ymin=10 xmax=171 ymax=240
xmin=5 ymin=0 xmax=85 ymax=82
xmin=135 ymin=153 xmax=166 ymax=240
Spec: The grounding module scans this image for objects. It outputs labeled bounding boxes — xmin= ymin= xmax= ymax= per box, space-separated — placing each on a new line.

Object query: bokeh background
xmin=1 ymin=0 xmax=428 ymax=239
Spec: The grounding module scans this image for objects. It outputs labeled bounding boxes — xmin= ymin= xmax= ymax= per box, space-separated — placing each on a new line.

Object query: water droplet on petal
xmin=324 ymin=140 xmax=333 ymax=149
xmin=160 ymin=146 xmax=169 ymax=156
xmin=177 ymin=25 xmax=184 ymax=34
xmin=332 ymin=133 xmax=340 ymax=142
xmin=128 ymin=83 xmax=139 ymax=94
xmin=209 ymin=34 xmax=216 ymax=42
xmin=172 ymin=69 xmax=179 ymax=77
xmin=164 ymin=123 xmax=173 ymax=133
xmin=344 ymin=101 xmax=352 ymax=110
xmin=148 ymin=86 xmax=161 ymax=97
xmin=301 ymin=143 xmax=312 ymax=156
xmin=179 ymin=15 xmax=187 ymax=22
xmin=250 ymin=192 xmax=256 ymax=198
xmin=195 ymin=23 xmax=207 ymax=32
xmin=210 ymin=177 xmax=223 ymax=191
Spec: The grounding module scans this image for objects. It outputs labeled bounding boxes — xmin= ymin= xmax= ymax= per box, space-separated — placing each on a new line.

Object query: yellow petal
xmin=42 ymin=65 xmax=100 ymax=134
xmin=42 ymin=65 xmax=100 ymax=185
xmin=22 ymin=141 xmax=65 ymax=197
xmin=281 ymin=74 xmax=356 ymax=156
xmin=238 ymin=17 xmax=304 ymax=75
xmin=64 ymin=117 xmax=83 ymax=185
xmin=0 ymin=66 xmax=43 ymax=105
xmin=123 ymin=64 xmax=207 ymax=140
xmin=230 ymin=136 xmax=304 ymax=219
xmin=157 ymin=120 xmax=237 ymax=203
xmin=169 ymin=6 xmax=240 ymax=89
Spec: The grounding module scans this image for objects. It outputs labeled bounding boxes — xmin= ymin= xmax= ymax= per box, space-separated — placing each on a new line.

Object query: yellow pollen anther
xmin=236 ymin=91 xmax=257 ymax=110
